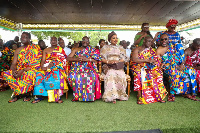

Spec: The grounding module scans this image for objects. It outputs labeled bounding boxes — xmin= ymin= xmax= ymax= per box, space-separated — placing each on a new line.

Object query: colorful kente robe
xmin=3 ymin=44 xmax=42 ymax=95
xmin=68 ymin=46 xmax=101 ymax=101
xmin=0 ymin=47 xmax=15 ymax=68
xmin=162 ymin=43 xmax=197 ymax=95
xmin=186 ymin=49 xmax=200 ymax=92
xmin=33 ymin=46 xmax=68 ymax=102
xmin=100 ymin=45 xmax=129 ymax=102
xmin=131 ymin=48 xmax=167 ymax=104
xmin=0 ymin=47 xmax=15 ymax=88
xmin=156 ymin=31 xmax=181 ymax=45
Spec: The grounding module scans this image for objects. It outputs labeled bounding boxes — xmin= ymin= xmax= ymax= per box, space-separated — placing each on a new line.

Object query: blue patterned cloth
xmin=156 ymin=31 xmax=181 ymax=45
xmin=162 ymin=42 xmax=197 ymax=95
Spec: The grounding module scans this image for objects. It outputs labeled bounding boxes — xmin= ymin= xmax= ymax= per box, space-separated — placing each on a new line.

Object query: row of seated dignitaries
xmin=3 ymin=31 xmax=200 ymax=104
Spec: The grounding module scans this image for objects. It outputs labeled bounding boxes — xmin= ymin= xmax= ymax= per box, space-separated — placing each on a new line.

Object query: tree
xmin=87 ymin=31 xmax=109 ymax=46
xmin=31 ymin=31 xmax=110 ymax=46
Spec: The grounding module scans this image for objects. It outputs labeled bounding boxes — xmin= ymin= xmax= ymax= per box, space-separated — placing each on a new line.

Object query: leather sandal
xmin=168 ymin=95 xmax=175 ymax=102
xmin=137 ymin=97 xmax=144 ymax=105
xmin=23 ymin=97 xmax=31 ymax=102
xmin=0 ymin=89 xmax=6 ymax=92
xmin=183 ymin=94 xmax=199 ymax=101
xmin=31 ymin=97 xmax=43 ymax=104
xmin=112 ymin=100 xmax=116 ymax=104
xmin=71 ymin=99 xmax=77 ymax=102
xmin=191 ymin=95 xmax=200 ymax=101
xmin=31 ymin=99 xmax=41 ymax=104
xmin=8 ymin=97 xmax=18 ymax=103
xmin=56 ymin=100 xmax=63 ymax=104
xmin=159 ymin=100 xmax=166 ymax=103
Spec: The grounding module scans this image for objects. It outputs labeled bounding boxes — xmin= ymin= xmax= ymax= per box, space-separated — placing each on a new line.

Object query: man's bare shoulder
xmin=157 ymin=46 xmax=167 ymax=51
xmin=184 ymin=47 xmax=191 ymax=52
xmin=132 ymin=47 xmax=140 ymax=52
xmin=15 ymin=46 xmax=24 ymax=54
xmin=156 ymin=46 xmax=168 ymax=56
xmin=72 ymin=47 xmax=82 ymax=52
xmin=44 ymin=47 xmax=53 ymax=52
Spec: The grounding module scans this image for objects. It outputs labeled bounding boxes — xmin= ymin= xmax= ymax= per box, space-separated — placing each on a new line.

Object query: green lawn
xmin=0 ymin=90 xmax=200 ymax=133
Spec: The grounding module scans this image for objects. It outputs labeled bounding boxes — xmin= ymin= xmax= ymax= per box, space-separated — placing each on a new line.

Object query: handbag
xmin=108 ymin=62 xmax=124 ymax=70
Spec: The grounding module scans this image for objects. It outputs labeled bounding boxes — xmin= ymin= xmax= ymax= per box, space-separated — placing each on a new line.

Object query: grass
xmin=0 ymin=89 xmax=200 ymax=133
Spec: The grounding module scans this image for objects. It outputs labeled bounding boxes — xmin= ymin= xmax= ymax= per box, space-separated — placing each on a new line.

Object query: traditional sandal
xmin=191 ymin=95 xmax=200 ymax=101
xmin=0 ymin=83 xmax=6 ymax=92
xmin=56 ymin=100 xmax=63 ymax=104
xmin=159 ymin=100 xmax=166 ymax=103
xmin=71 ymin=99 xmax=77 ymax=102
xmin=183 ymin=94 xmax=199 ymax=101
xmin=8 ymin=97 xmax=18 ymax=103
xmin=137 ymin=97 xmax=144 ymax=105
xmin=112 ymin=100 xmax=116 ymax=104
xmin=0 ymin=89 xmax=6 ymax=92
xmin=23 ymin=97 xmax=31 ymax=102
xmin=31 ymin=97 xmax=43 ymax=104
xmin=168 ymin=95 xmax=175 ymax=102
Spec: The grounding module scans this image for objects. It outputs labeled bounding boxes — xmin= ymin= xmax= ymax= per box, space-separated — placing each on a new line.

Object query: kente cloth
xmin=0 ymin=47 xmax=15 ymax=86
xmin=131 ymin=48 xmax=167 ymax=104
xmin=68 ymin=46 xmax=101 ymax=101
xmin=186 ymin=49 xmax=200 ymax=92
xmin=0 ymin=47 xmax=15 ymax=71
xmin=33 ymin=71 xmax=48 ymax=96
xmin=162 ymin=43 xmax=197 ymax=95
xmin=100 ymin=45 xmax=129 ymax=102
xmin=134 ymin=34 xmax=151 ymax=47
xmin=3 ymin=44 xmax=42 ymax=95
xmin=156 ymin=31 xmax=181 ymax=45
xmin=34 ymin=46 xmax=68 ymax=102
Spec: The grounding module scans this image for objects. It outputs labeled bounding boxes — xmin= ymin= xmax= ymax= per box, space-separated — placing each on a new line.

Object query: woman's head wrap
xmin=108 ymin=31 xmax=117 ymax=42
xmin=166 ymin=19 xmax=178 ymax=28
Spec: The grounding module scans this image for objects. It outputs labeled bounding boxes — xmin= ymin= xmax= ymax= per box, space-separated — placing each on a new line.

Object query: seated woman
xmin=100 ymin=31 xmax=129 ymax=104
xmin=33 ymin=37 xmax=68 ymax=103
xmin=67 ymin=36 xmax=101 ymax=102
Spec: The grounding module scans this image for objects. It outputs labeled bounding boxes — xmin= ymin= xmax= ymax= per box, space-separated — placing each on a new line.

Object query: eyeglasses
xmin=160 ymin=38 xmax=168 ymax=41
xmin=170 ymin=25 xmax=176 ymax=28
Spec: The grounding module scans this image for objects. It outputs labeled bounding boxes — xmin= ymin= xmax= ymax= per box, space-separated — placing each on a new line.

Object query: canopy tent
xmin=0 ymin=0 xmax=200 ymax=31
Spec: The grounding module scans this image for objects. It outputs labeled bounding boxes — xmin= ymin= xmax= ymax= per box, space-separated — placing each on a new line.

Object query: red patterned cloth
xmin=186 ymin=49 xmax=200 ymax=92
xmin=3 ymin=44 xmax=42 ymax=95
xmin=166 ymin=19 xmax=178 ymax=28
xmin=131 ymin=48 xmax=167 ymax=104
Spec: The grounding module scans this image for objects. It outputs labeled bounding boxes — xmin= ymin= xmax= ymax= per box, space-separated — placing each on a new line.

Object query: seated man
xmin=185 ymin=38 xmax=200 ymax=94
xmin=33 ymin=37 xmax=68 ymax=103
xmin=3 ymin=32 xmax=42 ymax=102
xmin=156 ymin=34 xmax=198 ymax=102
xmin=131 ymin=36 xmax=167 ymax=104
xmin=67 ymin=36 xmax=101 ymax=102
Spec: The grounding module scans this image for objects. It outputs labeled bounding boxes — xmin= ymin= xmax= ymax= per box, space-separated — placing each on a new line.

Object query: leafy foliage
xmin=31 ymin=31 xmax=110 ymax=46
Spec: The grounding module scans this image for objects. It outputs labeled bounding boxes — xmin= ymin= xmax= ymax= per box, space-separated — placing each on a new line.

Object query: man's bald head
xmin=193 ymin=38 xmax=200 ymax=50
xmin=143 ymin=36 xmax=153 ymax=48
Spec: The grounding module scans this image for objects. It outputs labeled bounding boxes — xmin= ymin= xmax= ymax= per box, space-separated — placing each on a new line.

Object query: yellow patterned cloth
xmin=3 ymin=44 xmax=42 ymax=95
xmin=33 ymin=46 xmax=68 ymax=102
xmin=131 ymin=48 xmax=167 ymax=104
